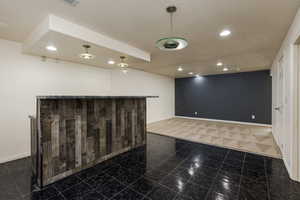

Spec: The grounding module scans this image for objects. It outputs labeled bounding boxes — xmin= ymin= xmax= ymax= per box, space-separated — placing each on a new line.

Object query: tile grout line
xmin=88 ymin=151 xmax=156 ymax=200
xmin=264 ymin=157 xmax=271 ymax=200
xmin=102 ymin=166 xmax=154 ymax=200
xmin=156 ymin=155 xmax=191 ymax=200
xmin=203 ymin=150 xmax=230 ymax=200
xmin=237 ymin=152 xmax=246 ymax=199
xmin=89 ymin=173 xmax=129 ymax=200
xmin=143 ymin=149 xmax=193 ymax=200
xmin=113 ymin=153 xmax=191 ymax=200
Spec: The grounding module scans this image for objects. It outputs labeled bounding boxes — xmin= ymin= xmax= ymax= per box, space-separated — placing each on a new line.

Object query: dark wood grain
xmin=35 ymin=98 xmax=146 ymax=186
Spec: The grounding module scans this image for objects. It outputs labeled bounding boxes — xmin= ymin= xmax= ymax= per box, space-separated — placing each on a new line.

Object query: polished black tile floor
xmin=1 ymin=133 xmax=300 ymax=200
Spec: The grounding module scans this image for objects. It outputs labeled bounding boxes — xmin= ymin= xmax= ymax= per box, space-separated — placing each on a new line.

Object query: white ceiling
xmin=0 ymin=0 xmax=299 ymax=77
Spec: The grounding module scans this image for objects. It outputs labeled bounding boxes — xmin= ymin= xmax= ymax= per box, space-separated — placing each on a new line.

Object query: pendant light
xmin=156 ymin=6 xmax=188 ymax=51
xmin=118 ymin=56 xmax=129 ymax=68
xmin=79 ymin=45 xmax=95 ymax=60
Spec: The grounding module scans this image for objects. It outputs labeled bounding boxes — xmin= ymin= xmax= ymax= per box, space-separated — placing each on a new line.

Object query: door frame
xmin=277 ymin=55 xmax=285 ymax=150
xmin=291 ymin=39 xmax=300 ymax=181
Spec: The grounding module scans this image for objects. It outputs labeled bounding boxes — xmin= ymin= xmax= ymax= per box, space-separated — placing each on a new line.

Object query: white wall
xmin=110 ymin=69 xmax=174 ymax=123
xmin=0 ymin=39 xmax=174 ymax=163
xmin=271 ymin=8 xmax=300 ymax=181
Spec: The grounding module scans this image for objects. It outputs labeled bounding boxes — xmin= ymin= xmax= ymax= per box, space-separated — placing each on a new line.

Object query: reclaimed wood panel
xmin=36 ymin=98 xmax=146 ymax=186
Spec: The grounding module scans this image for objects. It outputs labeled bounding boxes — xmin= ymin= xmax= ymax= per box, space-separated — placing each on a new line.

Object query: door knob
xmin=275 ymin=107 xmax=280 ymax=111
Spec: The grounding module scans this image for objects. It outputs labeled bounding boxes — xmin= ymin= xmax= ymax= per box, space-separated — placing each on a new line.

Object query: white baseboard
xmin=175 ymin=116 xmax=272 ymax=127
xmin=147 ymin=116 xmax=176 ymax=124
xmin=282 ymin=156 xmax=294 ymax=180
xmin=0 ymin=152 xmax=30 ymax=164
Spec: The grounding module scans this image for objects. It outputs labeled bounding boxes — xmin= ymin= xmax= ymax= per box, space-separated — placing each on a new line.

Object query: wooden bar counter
xmin=31 ymin=96 xmax=156 ymax=187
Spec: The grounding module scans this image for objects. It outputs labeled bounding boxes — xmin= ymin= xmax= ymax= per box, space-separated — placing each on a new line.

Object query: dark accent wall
xmin=175 ymin=70 xmax=272 ymax=124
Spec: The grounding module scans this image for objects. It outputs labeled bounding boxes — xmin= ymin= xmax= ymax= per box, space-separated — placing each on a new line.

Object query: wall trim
xmin=283 ymin=155 xmax=293 ymax=181
xmin=175 ymin=116 xmax=272 ymax=127
xmin=0 ymin=152 xmax=30 ymax=164
xmin=147 ymin=116 xmax=176 ymax=125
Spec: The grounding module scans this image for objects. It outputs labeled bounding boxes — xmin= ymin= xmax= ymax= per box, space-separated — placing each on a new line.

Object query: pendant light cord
xmin=170 ymin=11 xmax=174 ymax=35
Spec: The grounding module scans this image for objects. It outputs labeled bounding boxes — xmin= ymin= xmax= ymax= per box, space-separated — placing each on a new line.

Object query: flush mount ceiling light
xmin=177 ymin=66 xmax=183 ymax=71
xmin=156 ymin=6 xmax=188 ymax=51
xmin=219 ymin=29 xmax=231 ymax=37
xmin=188 ymin=72 xmax=194 ymax=75
xmin=118 ymin=56 xmax=129 ymax=68
xmin=223 ymin=67 xmax=229 ymax=72
xmin=217 ymin=62 xmax=223 ymax=66
xmin=46 ymin=45 xmax=57 ymax=52
xmin=107 ymin=60 xmax=115 ymax=65
xmin=79 ymin=45 xmax=95 ymax=60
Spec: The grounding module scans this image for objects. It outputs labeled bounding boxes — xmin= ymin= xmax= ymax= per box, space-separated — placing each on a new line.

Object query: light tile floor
xmin=147 ymin=117 xmax=281 ymax=158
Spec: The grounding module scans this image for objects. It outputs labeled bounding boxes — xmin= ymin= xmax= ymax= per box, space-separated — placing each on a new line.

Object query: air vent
xmin=63 ymin=0 xmax=79 ymax=6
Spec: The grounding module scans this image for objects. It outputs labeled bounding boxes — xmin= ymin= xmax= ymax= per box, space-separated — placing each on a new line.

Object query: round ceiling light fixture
xmin=79 ymin=45 xmax=95 ymax=60
xmin=107 ymin=60 xmax=115 ymax=65
xmin=188 ymin=72 xmax=194 ymax=75
xmin=223 ymin=67 xmax=229 ymax=72
xmin=217 ymin=62 xmax=223 ymax=66
xmin=46 ymin=45 xmax=57 ymax=52
xmin=219 ymin=29 xmax=231 ymax=37
xmin=177 ymin=66 xmax=183 ymax=71
xmin=118 ymin=56 xmax=129 ymax=68
xmin=156 ymin=6 xmax=188 ymax=51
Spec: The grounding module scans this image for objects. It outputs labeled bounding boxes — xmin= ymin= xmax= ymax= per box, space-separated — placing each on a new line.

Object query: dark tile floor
xmin=1 ymin=133 xmax=300 ymax=200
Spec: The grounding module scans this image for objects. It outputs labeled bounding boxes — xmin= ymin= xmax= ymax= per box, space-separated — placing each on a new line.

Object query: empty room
xmin=1 ymin=0 xmax=300 ymax=200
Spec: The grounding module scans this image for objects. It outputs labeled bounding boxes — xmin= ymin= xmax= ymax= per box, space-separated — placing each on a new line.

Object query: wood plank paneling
xmin=36 ymin=98 xmax=146 ymax=186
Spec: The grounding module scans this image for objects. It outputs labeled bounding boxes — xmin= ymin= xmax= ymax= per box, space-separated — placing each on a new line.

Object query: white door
xmin=275 ymin=56 xmax=285 ymax=151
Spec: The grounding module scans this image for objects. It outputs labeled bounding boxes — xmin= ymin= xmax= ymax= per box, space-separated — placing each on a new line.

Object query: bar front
xmin=31 ymin=96 xmax=155 ymax=187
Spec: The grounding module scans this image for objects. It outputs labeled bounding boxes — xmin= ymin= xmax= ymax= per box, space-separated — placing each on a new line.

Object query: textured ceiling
xmin=0 ymin=0 xmax=299 ymax=77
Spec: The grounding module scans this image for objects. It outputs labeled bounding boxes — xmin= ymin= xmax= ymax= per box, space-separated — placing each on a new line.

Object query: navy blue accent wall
xmin=175 ymin=70 xmax=272 ymax=124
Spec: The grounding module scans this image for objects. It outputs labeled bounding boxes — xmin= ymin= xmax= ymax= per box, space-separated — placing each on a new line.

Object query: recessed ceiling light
xmin=219 ymin=29 xmax=231 ymax=37
xmin=46 ymin=45 xmax=57 ymax=52
xmin=223 ymin=67 xmax=229 ymax=72
xmin=177 ymin=67 xmax=183 ymax=72
xmin=217 ymin=62 xmax=223 ymax=66
xmin=188 ymin=72 xmax=194 ymax=75
xmin=108 ymin=60 xmax=115 ymax=65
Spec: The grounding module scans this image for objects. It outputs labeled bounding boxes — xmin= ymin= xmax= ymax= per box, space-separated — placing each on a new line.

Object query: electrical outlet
xmin=251 ymin=114 xmax=256 ymax=120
